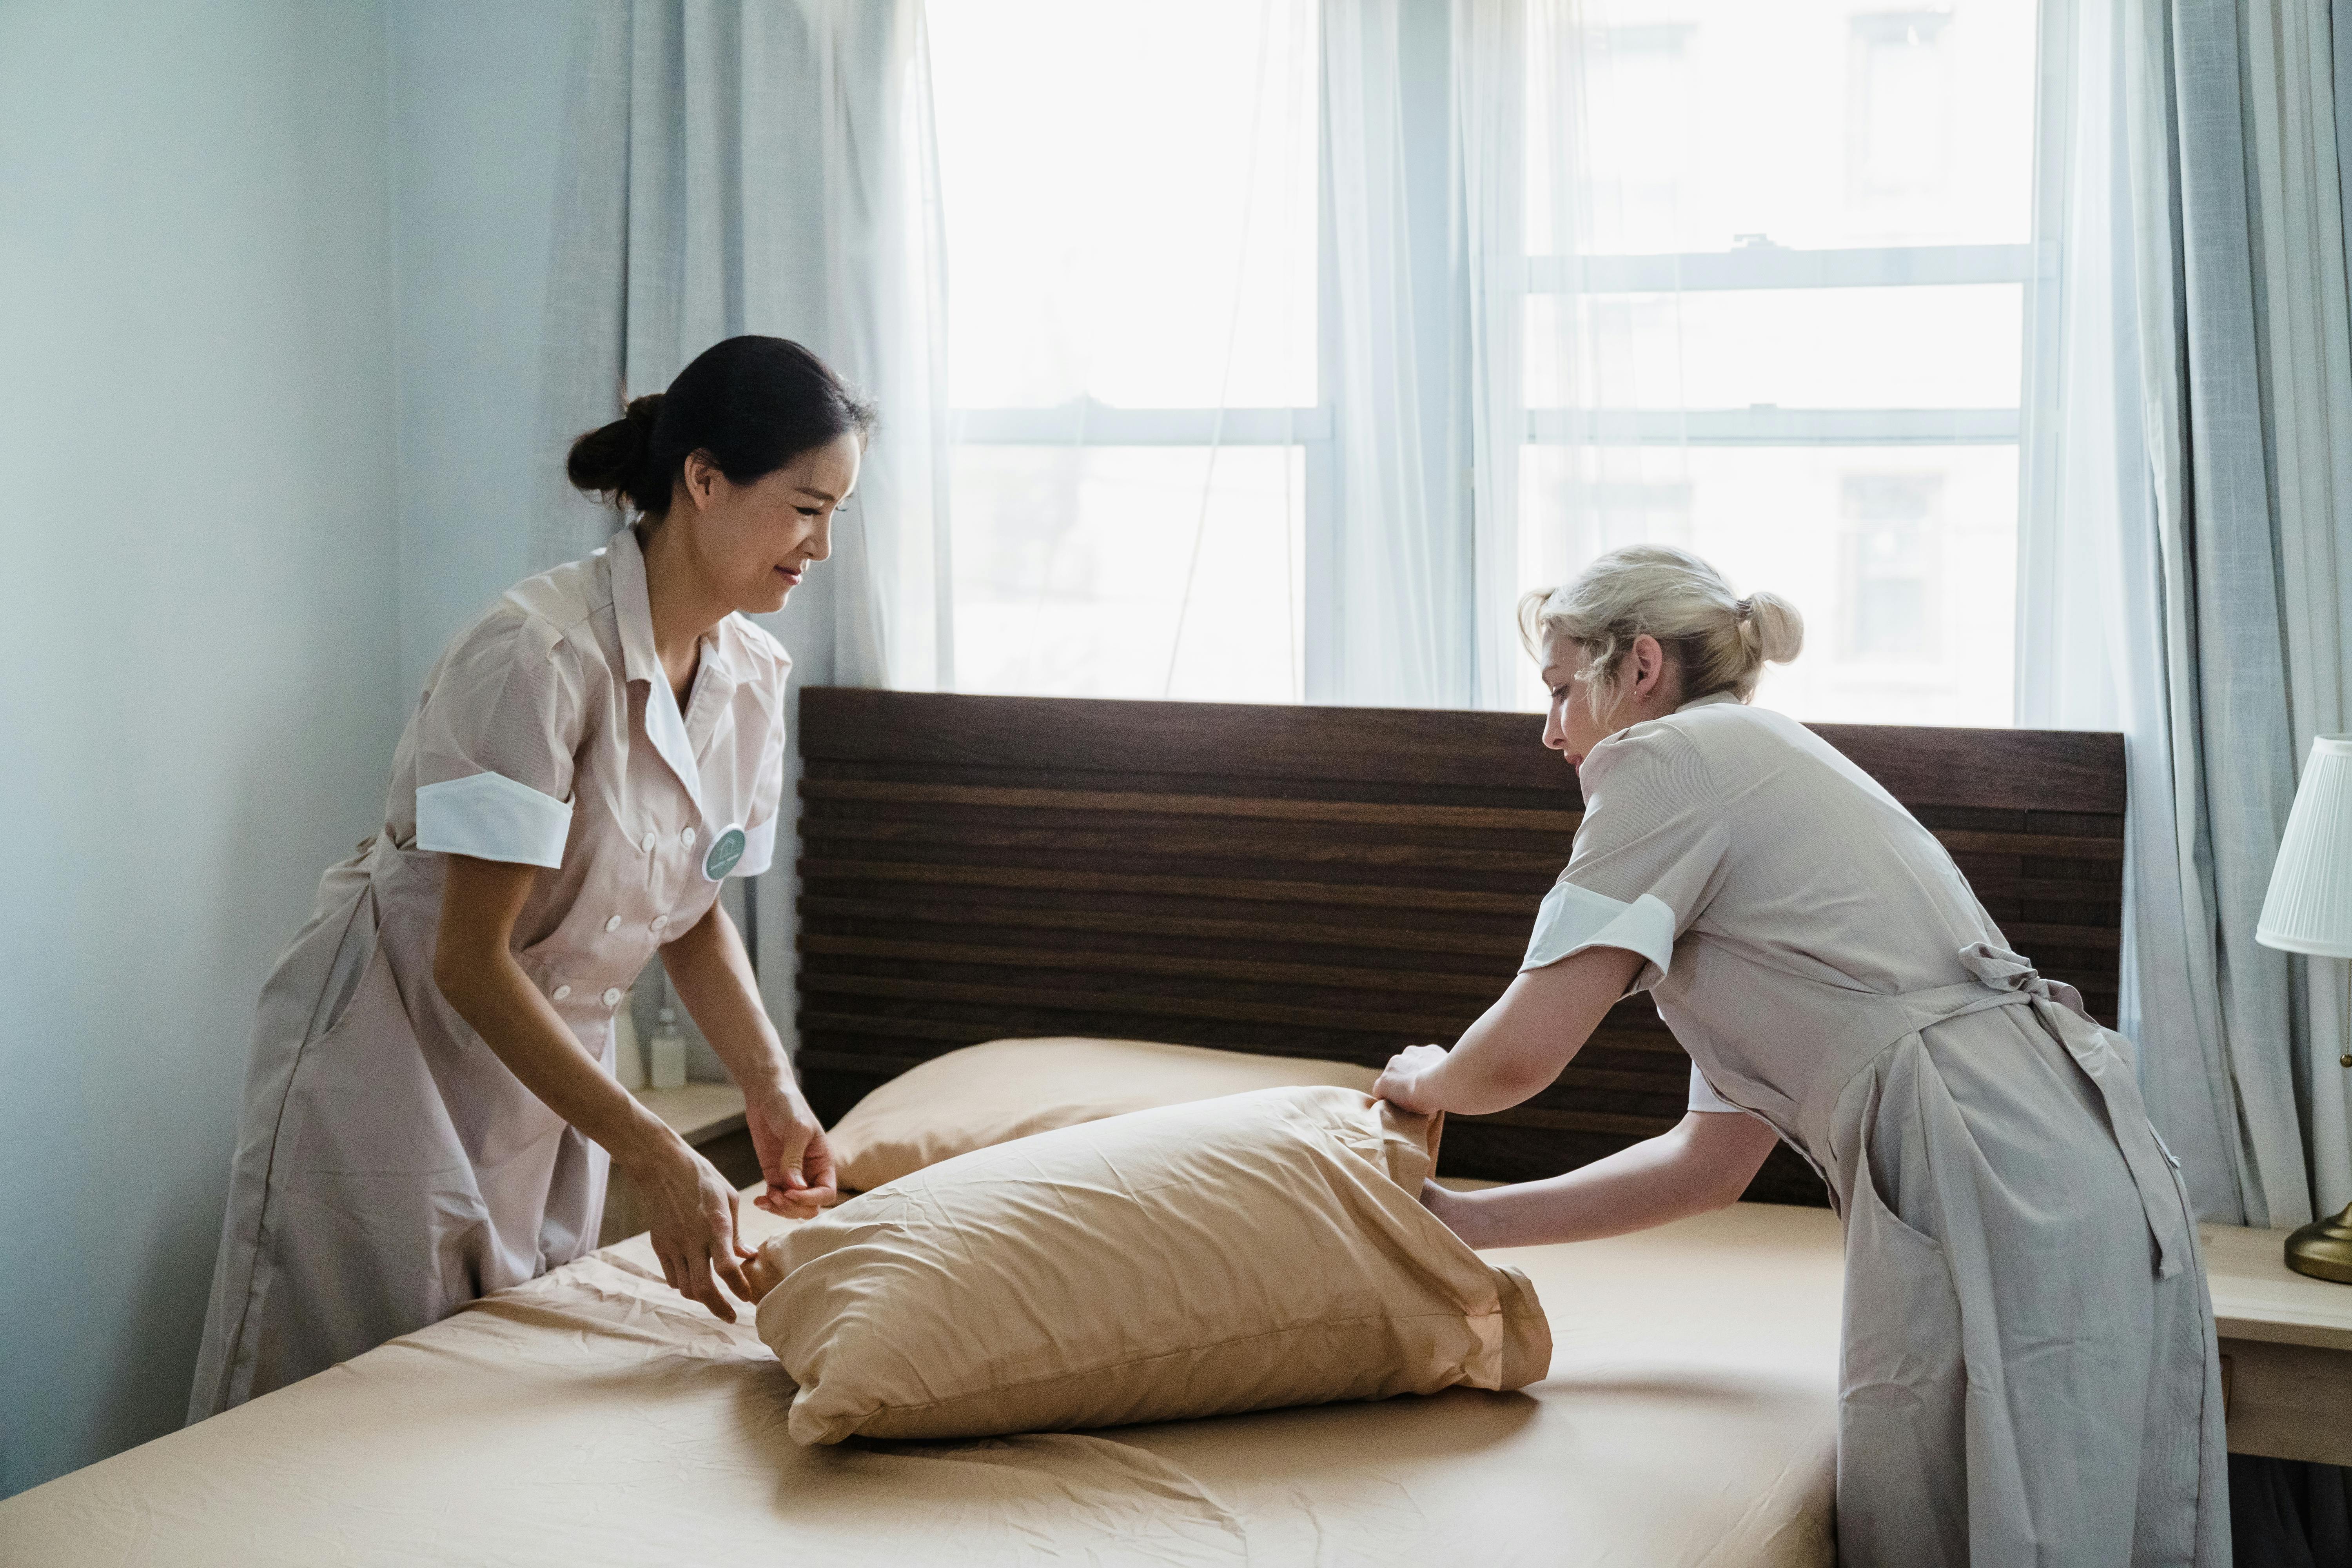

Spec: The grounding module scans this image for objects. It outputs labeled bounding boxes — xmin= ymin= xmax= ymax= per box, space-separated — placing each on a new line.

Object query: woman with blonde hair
xmin=1374 ymin=544 xmax=2227 ymax=1564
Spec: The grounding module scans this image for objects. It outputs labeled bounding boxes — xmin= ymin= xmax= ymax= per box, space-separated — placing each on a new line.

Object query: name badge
xmin=702 ymin=824 xmax=747 ymax=881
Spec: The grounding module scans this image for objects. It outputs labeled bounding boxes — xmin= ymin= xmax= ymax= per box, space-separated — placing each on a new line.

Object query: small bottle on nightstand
xmin=613 ymin=990 xmax=646 ymax=1091
xmin=650 ymin=1004 xmax=688 ymax=1090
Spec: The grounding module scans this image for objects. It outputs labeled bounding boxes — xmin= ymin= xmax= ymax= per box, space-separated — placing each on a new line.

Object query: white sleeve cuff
xmin=1686 ymin=1063 xmax=1743 ymax=1113
xmin=734 ymin=814 xmax=777 ymax=877
xmin=415 ymin=772 xmax=572 ymax=868
xmin=1519 ymin=880 xmax=1677 ymax=983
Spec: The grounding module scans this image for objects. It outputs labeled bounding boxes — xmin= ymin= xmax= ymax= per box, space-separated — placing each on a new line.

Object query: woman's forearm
xmin=659 ymin=903 xmax=791 ymax=1097
xmin=1401 ymin=946 xmax=1647 ymax=1115
xmin=1416 ymin=989 xmax=1573 ymax=1114
xmin=1436 ymin=1112 xmax=1779 ymax=1248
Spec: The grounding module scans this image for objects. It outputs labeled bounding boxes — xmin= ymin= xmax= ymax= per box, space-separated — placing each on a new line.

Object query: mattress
xmin=0 ymin=1192 xmax=1844 ymax=1566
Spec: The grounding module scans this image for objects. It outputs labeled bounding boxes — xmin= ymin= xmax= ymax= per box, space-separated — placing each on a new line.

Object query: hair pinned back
xmin=566 ymin=336 xmax=877 ymax=518
xmin=564 ymin=394 xmax=666 ymax=512
xmin=1518 ymin=544 xmax=1803 ymax=712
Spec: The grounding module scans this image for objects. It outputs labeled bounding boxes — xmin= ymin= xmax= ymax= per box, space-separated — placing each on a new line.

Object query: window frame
xmin=1524 ymin=241 xmax=2040 ymax=448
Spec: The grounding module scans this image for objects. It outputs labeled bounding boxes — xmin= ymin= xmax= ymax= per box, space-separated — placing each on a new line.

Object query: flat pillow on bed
xmin=754 ymin=1084 xmax=1552 ymax=1445
xmin=825 ymin=1035 xmax=1381 ymax=1192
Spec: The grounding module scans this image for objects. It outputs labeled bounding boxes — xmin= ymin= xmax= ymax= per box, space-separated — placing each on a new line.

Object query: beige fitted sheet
xmin=0 ymin=1192 xmax=1844 ymax=1567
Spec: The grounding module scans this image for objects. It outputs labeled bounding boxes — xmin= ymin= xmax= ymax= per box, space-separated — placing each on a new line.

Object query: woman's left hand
xmin=745 ymin=1087 xmax=838 ymax=1219
xmin=1373 ymin=1043 xmax=1451 ymax=1114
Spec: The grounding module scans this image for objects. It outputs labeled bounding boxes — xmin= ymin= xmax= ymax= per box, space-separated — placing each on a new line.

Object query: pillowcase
xmin=755 ymin=1085 xmax=1552 ymax=1446
xmin=826 ymin=1036 xmax=1381 ymax=1192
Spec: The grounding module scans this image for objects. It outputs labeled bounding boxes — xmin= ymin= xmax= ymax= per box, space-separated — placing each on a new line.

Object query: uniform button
xmin=552 ymin=984 xmax=572 ymax=1001
xmin=604 ymin=915 xmax=622 ymax=933
xmin=602 ymin=987 xmax=623 ymax=1007
xmin=650 ymin=914 xmax=670 ymax=933
xmin=682 ymin=826 xmax=698 ymax=848
xmin=641 ymin=830 xmax=657 ymax=853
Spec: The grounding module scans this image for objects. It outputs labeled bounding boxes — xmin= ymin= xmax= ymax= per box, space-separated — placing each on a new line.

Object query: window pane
xmin=953 ymin=446 xmax=1305 ymax=702
xmin=1519 ymin=443 xmax=2017 ymax=725
xmin=929 ymin=0 xmax=1318 ymax=409
xmin=1526 ymin=283 xmax=2024 ymax=409
xmin=1528 ymin=0 xmax=2039 ymax=255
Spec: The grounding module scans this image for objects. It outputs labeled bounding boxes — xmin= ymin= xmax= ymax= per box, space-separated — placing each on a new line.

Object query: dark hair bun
xmin=563 ymin=337 xmax=876 ymax=519
xmin=565 ymin=394 xmax=666 ymax=513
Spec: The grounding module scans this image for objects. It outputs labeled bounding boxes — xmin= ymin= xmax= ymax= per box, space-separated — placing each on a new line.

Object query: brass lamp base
xmin=2285 ymin=1202 xmax=2352 ymax=1284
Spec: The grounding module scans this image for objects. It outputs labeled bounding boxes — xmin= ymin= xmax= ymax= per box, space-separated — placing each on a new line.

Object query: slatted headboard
xmin=793 ymin=690 xmax=2124 ymax=1207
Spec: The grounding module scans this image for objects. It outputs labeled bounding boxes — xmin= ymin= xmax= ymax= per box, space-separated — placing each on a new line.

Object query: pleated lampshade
xmin=2257 ymin=735 xmax=2352 ymax=958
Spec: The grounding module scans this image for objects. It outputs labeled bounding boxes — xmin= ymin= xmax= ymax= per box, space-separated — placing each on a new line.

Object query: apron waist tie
xmin=1796 ymin=942 xmax=2191 ymax=1280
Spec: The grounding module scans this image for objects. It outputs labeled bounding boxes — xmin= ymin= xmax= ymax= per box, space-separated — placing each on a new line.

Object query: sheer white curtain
xmin=2013 ymin=0 xmax=2248 ymax=1216
xmin=1460 ymin=0 xmax=1693 ymax=714
xmin=931 ymin=0 xmax=1476 ymax=710
xmin=2019 ymin=0 xmax=2352 ymax=1229
xmin=1454 ymin=0 xmax=1530 ymax=711
xmin=1319 ymin=0 xmax=1471 ymax=708
xmin=928 ymin=0 xmax=1315 ymax=705
xmin=537 ymin=0 xmax=951 ymax=693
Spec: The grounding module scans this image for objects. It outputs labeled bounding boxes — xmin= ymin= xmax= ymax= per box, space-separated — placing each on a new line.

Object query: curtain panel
xmin=1319 ymin=0 xmax=1474 ymax=708
xmin=536 ymin=0 xmax=951 ymax=693
xmin=2022 ymin=0 xmax=2352 ymax=1232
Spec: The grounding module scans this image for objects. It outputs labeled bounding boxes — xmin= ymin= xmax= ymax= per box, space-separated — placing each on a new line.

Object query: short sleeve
xmin=1518 ymin=880 xmax=1677 ymax=976
xmin=1544 ymin=721 xmax=1730 ymax=992
xmin=411 ymin=613 xmax=585 ymax=869
xmin=1686 ymin=1063 xmax=1743 ymax=1113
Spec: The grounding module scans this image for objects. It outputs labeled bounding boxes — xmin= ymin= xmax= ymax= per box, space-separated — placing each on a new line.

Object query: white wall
xmin=0 ymin=2 xmax=401 ymax=1495
xmin=386 ymin=0 xmax=575 ymax=699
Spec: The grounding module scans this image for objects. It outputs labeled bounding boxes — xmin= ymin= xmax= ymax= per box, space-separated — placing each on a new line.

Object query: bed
xmin=0 ymin=693 xmax=2127 ymax=1565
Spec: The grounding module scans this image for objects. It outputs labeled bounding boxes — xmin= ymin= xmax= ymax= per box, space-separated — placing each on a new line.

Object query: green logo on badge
xmin=702 ymin=825 xmax=746 ymax=881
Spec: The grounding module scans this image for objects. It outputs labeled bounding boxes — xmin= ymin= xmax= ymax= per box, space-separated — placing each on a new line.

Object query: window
xmin=1842 ymin=473 xmax=1945 ymax=661
xmin=1851 ymin=13 xmax=1955 ymax=209
xmin=927 ymin=0 xmax=2044 ymax=723
xmin=1523 ymin=0 xmax=2040 ymax=724
xmin=929 ymin=0 xmax=1316 ymax=702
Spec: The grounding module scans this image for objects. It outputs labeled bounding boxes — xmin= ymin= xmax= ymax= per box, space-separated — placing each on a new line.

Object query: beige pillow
xmin=755 ymin=1085 xmax=1552 ymax=1445
xmin=826 ymin=1036 xmax=1381 ymax=1192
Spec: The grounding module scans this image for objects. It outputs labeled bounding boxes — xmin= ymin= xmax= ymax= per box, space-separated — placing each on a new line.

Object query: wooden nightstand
xmin=2202 ymin=1222 xmax=2352 ymax=1466
xmin=598 ymin=1083 xmax=761 ymax=1246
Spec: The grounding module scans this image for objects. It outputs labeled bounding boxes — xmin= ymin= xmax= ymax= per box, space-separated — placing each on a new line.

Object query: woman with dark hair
xmin=189 ymin=336 xmax=873 ymax=1419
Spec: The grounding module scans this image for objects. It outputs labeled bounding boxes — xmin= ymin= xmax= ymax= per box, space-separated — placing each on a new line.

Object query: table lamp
xmin=2256 ymin=733 xmax=2352 ymax=1283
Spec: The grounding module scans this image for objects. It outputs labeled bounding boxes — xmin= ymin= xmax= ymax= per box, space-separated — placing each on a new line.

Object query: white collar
xmin=606 ymin=527 xmax=706 ymax=815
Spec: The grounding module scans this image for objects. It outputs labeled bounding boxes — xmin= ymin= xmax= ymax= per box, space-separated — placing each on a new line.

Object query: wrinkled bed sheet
xmin=1 ymin=1193 xmax=1844 ymax=1567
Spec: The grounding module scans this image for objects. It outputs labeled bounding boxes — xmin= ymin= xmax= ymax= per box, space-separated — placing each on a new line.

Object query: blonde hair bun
xmin=1517 ymin=545 xmax=1803 ymax=708
xmin=1740 ymin=589 xmax=1805 ymax=666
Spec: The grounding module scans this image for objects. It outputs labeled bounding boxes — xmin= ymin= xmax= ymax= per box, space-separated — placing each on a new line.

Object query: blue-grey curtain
xmin=2020 ymin=0 xmax=2352 ymax=1544
xmin=2112 ymin=0 xmax=2352 ymax=1230
xmin=2122 ymin=0 xmax=2352 ymax=1550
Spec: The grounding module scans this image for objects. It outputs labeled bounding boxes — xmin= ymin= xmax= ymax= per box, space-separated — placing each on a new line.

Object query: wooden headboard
xmin=794 ymin=690 xmax=2124 ymax=1207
